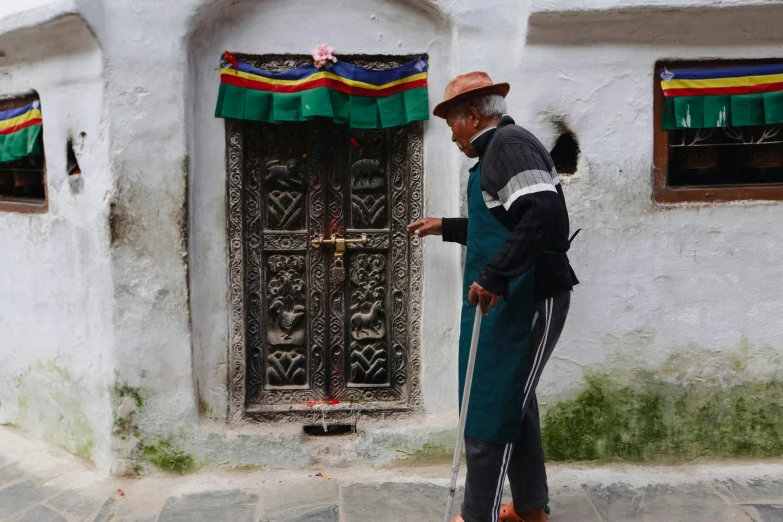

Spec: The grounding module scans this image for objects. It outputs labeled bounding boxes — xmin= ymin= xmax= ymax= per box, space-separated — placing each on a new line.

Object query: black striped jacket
xmin=442 ymin=115 xmax=578 ymax=301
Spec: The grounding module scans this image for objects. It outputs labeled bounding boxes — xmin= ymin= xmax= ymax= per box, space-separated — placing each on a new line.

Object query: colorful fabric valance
xmin=215 ymin=53 xmax=429 ymax=129
xmin=0 ymin=100 xmax=42 ymax=163
xmin=661 ymin=64 xmax=783 ymax=130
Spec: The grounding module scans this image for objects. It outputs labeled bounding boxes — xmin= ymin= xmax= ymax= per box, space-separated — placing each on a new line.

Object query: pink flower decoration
xmin=312 ymin=44 xmax=337 ymax=68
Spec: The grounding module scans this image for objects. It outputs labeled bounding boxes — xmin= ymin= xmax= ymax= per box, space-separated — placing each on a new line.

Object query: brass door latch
xmin=312 ymin=234 xmax=369 ymax=284
xmin=311 ymin=233 xmax=369 ymax=259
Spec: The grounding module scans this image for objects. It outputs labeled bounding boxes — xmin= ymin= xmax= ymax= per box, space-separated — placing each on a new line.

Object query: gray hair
xmin=446 ymin=93 xmax=507 ymax=121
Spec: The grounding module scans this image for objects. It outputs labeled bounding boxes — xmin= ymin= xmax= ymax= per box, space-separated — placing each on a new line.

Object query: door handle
xmin=311 ymin=233 xmax=368 ymax=259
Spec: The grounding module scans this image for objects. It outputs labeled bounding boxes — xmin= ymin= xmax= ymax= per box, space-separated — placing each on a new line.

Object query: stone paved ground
xmin=2 ymin=427 xmax=783 ymax=521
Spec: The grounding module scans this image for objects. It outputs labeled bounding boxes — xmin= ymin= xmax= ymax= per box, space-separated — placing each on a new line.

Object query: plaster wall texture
xmin=518 ymin=6 xmax=783 ymax=404
xmin=0 ymin=0 xmax=781 ymax=473
xmin=530 ymin=0 xmax=783 ymax=14
xmin=0 ymin=14 xmax=113 ymax=470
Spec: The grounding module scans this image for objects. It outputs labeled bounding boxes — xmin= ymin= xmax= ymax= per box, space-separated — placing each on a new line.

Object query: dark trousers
xmin=461 ymin=291 xmax=571 ymax=522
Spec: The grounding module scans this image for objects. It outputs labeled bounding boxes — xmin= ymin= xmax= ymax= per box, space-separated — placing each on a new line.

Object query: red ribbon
xmin=224 ymin=51 xmax=238 ymax=69
xmin=304 ymin=399 xmax=341 ymax=407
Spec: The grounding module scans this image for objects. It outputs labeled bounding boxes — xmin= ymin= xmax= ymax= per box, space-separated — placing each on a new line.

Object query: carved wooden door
xmin=229 ymin=114 xmax=423 ymax=422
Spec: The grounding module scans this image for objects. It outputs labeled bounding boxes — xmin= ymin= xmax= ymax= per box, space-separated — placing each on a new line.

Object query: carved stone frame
xmin=225 ymin=55 xmax=424 ymax=423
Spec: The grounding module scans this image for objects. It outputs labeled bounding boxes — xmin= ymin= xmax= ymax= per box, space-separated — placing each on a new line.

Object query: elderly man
xmin=407 ymin=72 xmax=578 ymax=522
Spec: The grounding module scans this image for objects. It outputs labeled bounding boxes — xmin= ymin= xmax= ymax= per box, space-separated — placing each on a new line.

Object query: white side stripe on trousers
xmin=523 ymin=298 xmax=553 ymax=409
xmin=492 ymin=443 xmax=514 ymax=522
xmin=490 ymin=298 xmax=554 ymax=521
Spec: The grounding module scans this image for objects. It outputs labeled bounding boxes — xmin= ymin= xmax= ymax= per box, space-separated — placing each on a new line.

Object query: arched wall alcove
xmin=184 ymin=0 xmax=456 ymax=422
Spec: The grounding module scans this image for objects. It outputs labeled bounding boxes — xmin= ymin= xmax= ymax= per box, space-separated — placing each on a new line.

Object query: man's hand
xmin=407 ymin=217 xmax=443 ymax=237
xmin=468 ymin=282 xmax=499 ymax=316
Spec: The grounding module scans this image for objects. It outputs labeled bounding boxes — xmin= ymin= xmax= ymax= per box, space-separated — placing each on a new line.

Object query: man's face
xmin=446 ymin=110 xmax=478 ymax=158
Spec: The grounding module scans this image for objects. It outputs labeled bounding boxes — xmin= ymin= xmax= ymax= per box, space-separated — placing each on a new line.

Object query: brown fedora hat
xmin=433 ymin=71 xmax=510 ymax=119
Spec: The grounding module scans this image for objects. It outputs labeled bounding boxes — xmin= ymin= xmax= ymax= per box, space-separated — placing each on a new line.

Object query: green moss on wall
xmin=111 ymin=382 xmax=145 ymax=409
xmin=140 ymin=439 xmax=196 ymax=474
xmin=110 ymin=380 xmax=147 ymax=441
xmin=12 ymin=362 xmax=97 ymax=463
xmin=395 ymin=443 xmax=456 ymax=466
xmin=198 ymin=395 xmax=212 ymax=417
xmin=542 ymin=371 xmax=783 ymax=463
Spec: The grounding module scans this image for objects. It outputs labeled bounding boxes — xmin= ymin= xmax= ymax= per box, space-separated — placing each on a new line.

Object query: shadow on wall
xmin=185 ymin=0 xmax=449 ymax=43
xmin=527 ymin=4 xmax=783 ymax=45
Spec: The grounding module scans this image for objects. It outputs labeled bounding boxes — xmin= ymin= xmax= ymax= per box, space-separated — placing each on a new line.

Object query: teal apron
xmin=458 ymin=163 xmax=536 ymax=444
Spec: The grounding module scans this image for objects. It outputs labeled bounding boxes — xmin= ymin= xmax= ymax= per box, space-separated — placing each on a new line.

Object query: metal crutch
xmin=445 ymin=306 xmax=483 ymax=522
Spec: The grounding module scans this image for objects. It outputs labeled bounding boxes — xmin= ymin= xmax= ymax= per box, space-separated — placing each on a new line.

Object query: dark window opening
xmin=550 ymin=132 xmax=579 ymax=175
xmin=303 ymin=424 xmax=355 ymax=436
xmin=67 ymin=138 xmax=81 ymax=176
xmin=667 ymin=125 xmax=783 ymax=187
xmin=0 ymin=92 xmax=46 ymax=211
xmin=0 ymin=155 xmax=46 ymax=200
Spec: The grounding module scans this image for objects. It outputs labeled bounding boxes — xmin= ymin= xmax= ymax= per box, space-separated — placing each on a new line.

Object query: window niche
xmin=550 ymin=131 xmax=580 ymax=176
xmin=67 ymin=136 xmax=82 ymax=177
xmin=66 ymin=135 xmax=84 ymax=194
xmin=654 ymin=59 xmax=783 ymax=203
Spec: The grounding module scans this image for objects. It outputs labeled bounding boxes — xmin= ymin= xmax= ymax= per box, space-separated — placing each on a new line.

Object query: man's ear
xmin=467 ymin=106 xmax=481 ymax=129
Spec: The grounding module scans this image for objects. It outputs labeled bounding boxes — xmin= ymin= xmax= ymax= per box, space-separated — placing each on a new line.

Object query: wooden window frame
xmin=0 ymin=93 xmax=48 ymax=214
xmin=653 ymin=58 xmax=783 ymax=204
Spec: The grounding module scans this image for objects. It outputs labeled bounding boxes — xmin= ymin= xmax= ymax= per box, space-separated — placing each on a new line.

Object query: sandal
xmin=499 ymin=503 xmax=551 ymax=521
xmin=499 ymin=503 xmax=526 ymax=522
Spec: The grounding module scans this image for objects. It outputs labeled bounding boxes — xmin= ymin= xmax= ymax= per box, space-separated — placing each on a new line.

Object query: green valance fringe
xmin=216 ymin=84 xmax=429 ymax=129
xmin=0 ymin=125 xmax=42 ymax=163
xmin=663 ymin=92 xmax=783 ymax=130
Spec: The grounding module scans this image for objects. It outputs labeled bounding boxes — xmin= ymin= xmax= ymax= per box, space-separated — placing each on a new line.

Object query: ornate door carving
xmin=225 ymin=55 xmax=424 ymax=422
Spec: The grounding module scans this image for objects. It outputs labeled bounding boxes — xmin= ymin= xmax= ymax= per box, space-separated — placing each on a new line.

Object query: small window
xmin=654 ymin=60 xmax=783 ymax=203
xmin=0 ymin=93 xmax=46 ymax=212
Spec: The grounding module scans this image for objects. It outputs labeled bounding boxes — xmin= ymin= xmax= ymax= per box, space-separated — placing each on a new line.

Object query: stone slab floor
xmin=2 ymin=427 xmax=783 ymax=521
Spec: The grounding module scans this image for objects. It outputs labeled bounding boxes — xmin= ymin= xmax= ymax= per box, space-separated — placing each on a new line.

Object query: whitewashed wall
xmin=520 ymin=3 xmax=783 ymax=402
xmin=0 ymin=14 xmax=113 ymax=470
xmin=1 ymin=0 xmax=782 ymax=473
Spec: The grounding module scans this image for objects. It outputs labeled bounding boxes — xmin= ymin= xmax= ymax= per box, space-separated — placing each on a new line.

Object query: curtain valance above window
xmin=661 ymin=63 xmax=783 ymax=130
xmin=0 ymin=100 xmax=42 ymax=163
xmin=215 ymin=53 xmax=429 ymax=129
